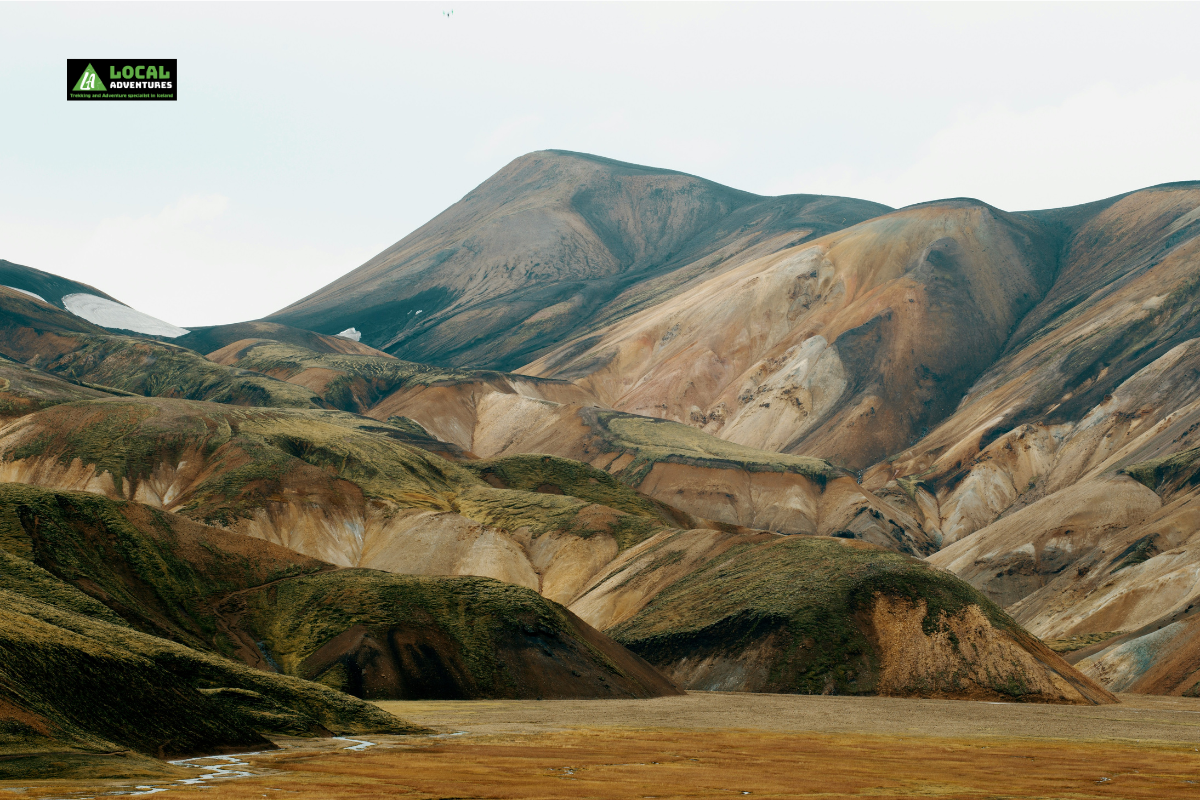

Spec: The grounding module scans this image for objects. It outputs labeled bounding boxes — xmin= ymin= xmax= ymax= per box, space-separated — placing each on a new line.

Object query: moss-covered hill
xmin=0 ymin=355 xmax=112 ymax=421
xmin=0 ymin=483 xmax=681 ymax=776
xmin=580 ymin=406 xmax=843 ymax=487
xmin=0 ymin=290 xmax=324 ymax=409
xmin=0 ymin=482 xmax=684 ymax=687
xmin=1122 ymin=446 xmax=1200 ymax=498
xmin=464 ymin=452 xmax=700 ymax=530
xmin=176 ymin=320 xmax=394 ymax=358
xmin=229 ymin=569 xmax=680 ymax=700
xmin=206 ymin=338 xmax=471 ymax=413
xmin=606 ymin=535 xmax=1114 ymax=704
xmin=0 ymin=485 xmax=422 ymax=778
xmin=208 ymin=337 xmax=587 ymax=417
xmin=0 ymin=399 xmax=678 ymax=553
xmin=0 ymin=483 xmax=331 ymax=651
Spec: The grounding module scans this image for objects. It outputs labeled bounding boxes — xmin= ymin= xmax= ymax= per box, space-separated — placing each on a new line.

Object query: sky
xmin=2 ymin=2 xmax=1199 ymax=327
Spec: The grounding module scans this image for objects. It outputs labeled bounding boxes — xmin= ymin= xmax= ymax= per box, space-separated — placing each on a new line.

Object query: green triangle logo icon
xmin=72 ymin=63 xmax=106 ymax=92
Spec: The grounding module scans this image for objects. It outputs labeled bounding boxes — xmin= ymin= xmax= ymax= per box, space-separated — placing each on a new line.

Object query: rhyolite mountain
xmin=6 ymin=150 xmax=1200 ymax=780
xmin=0 ymin=279 xmax=1107 ymax=720
xmin=267 ymin=150 xmax=892 ymax=370
xmin=263 ymin=157 xmax=1200 ymax=697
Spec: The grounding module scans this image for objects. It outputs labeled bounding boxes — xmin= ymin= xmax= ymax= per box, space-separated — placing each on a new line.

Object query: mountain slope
xmin=606 ymin=535 xmax=1112 ymax=703
xmin=0 ymin=484 xmax=677 ymax=705
xmin=268 ymin=150 xmax=891 ymax=369
xmin=0 ymin=398 xmax=1113 ymax=703
xmin=176 ymin=320 xmax=393 ymax=358
xmin=526 ymin=199 xmax=1061 ymax=469
xmin=0 ymin=259 xmax=187 ymax=338
xmin=0 ymin=288 xmax=324 ymax=408
xmin=0 ymin=259 xmax=121 ymax=310
xmin=862 ymin=185 xmax=1200 ymax=639
xmin=0 ymin=485 xmax=424 ymax=778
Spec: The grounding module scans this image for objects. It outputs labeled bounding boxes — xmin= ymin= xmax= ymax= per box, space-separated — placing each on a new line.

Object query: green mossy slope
xmin=230 ymin=569 xmax=680 ymax=700
xmin=209 ymin=339 xmax=470 ymax=413
xmin=609 ymin=536 xmax=1104 ymax=701
xmin=1122 ymin=446 xmax=1200 ymax=497
xmin=581 ymin=407 xmax=842 ymax=487
xmin=43 ymin=336 xmax=325 ymax=408
xmin=466 ymin=453 xmax=670 ymax=519
xmin=0 ymin=483 xmax=329 ymax=650
xmin=0 ymin=291 xmax=324 ymax=409
xmin=0 ymin=356 xmax=112 ymax=420
xmin=0 ymin=400 xmax=679 ymax=550
xmin=0 ymin=484 xmax=423 ymax=774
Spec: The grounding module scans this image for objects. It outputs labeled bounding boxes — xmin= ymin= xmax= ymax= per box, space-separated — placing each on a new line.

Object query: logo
xmin=72 ymin=63 xmax=106 ymax=92
xmin=67 ymin=59 xmax=176 ymax=101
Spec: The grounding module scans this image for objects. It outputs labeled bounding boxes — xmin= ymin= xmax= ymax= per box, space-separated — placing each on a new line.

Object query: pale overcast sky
xmin=2 ymin=2 xmax=1198 ymax=327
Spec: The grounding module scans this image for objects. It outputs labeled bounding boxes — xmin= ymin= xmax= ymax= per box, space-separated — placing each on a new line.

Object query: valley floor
xmin=9 ymin=692 xmax=1200 ymax=799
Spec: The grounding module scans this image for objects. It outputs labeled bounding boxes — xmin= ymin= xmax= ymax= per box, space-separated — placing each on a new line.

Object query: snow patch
xmin=336 ymin=327 xmax=362 ymax=341
xmin=61 ymin=293 xmax=189 ymax=338
xmin=2 ymin=285 xmax=47 ymax=303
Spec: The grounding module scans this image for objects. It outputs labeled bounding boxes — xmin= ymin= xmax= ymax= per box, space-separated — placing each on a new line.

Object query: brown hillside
xmin=267 ymin=150 xmax=891 ymax=370
xmin=525 ymin=200 xmax=1060 ymax=470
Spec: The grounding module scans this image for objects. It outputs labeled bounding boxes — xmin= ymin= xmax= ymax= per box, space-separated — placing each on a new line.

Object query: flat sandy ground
xmin=384 ymin=690 xmax=1200 ymax=742
xmin=8 ymin=693 xmax=1200 ymax=799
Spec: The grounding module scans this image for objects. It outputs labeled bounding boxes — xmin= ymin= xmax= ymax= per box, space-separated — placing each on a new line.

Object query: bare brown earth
xmin=867 ymin=187 xmax=1200 ymax=659
xmin=11 ymin=693 xmax=1200 ymax=799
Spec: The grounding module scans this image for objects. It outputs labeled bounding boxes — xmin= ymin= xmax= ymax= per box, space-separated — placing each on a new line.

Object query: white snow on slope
xmin=62 ymin=293 xmax=189 ymax=338
xmin=2 ymin=285 xmax=47 ymax=303
xmin=336 ymin=327 xmax=362 ymax=341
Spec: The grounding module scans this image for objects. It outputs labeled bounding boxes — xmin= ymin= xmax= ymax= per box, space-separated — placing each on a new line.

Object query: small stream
xmin=39 ymin=738 xmax=382 ymax=798
xmin=168 ymin=751 xmax=263 ymax=784
xmin=331 ymin=737 xmax=375 ymax=752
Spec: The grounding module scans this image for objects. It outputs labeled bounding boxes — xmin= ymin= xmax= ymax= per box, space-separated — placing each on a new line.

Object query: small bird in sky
xmin=443 ymin=9 xmax=453 ymax=18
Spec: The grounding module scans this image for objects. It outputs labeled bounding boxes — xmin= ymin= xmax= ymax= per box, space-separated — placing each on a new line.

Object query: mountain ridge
xmin=267 ymin=149 xmax=893 ymax=370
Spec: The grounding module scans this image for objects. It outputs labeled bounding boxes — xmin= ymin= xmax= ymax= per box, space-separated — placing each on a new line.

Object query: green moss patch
xmin=1122 ymin=446 xmax=1200 ymax=497
xmin=611 ymin=536 xmax=1021 ymax=696
xmin=231 ymin=569 xmax=678 ymax=700
xmin=581 ymin=407 xmax=842 ymax=488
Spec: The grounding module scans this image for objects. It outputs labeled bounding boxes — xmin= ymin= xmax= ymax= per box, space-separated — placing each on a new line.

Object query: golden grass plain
xmin=9 ymin=692 xmax=1200 ymax=799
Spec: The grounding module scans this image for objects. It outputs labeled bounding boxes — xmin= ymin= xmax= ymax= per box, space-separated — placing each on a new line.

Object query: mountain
xmin=525 ymin=198 xmax=1061 ymax=470
xmin=265 ymin=155 xmax=1200 ymax=698
xmin=0 ymin=259 xmax=188 ymax=338
xmin=0 ymin=485 xmax=424 ymax=778
xmin=19 ymin=154 xmax=1200 ymax=777
xmin=267 ymin=150 xmax=891 ymax=370
xmin=513 ymin=175 xmax=1200 ymax=693
xmin=0 ymin=259 xmax=120 ymax=310
xmin=0 ymin=395 xmax=1108 ymax=704
xmin=0 ymin=287 xmax=323 ymax=408
xmin=176 ymin=320 xmax=392 ymax=358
